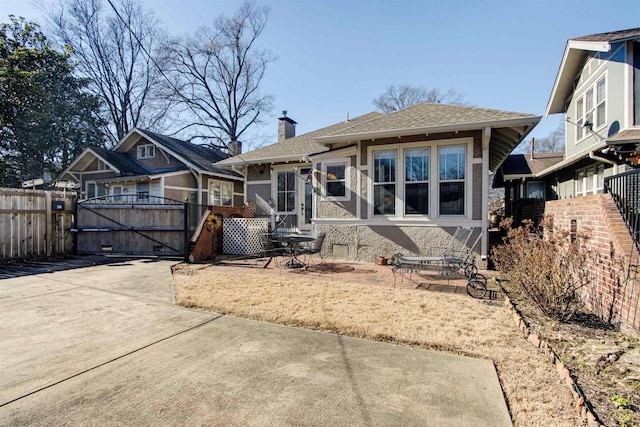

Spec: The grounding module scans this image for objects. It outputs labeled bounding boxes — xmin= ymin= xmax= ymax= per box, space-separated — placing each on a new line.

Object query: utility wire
xmin=104 ymin=0 xmax=268 ymax=175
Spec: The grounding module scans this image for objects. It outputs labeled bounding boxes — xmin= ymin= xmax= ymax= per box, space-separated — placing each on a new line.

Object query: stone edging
xmin=497 ymin=280 xmax=602 ymax=427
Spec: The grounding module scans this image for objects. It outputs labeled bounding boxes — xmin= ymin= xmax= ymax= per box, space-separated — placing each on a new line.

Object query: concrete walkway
xmin=0 ymin=257 xmax=512 ymax=426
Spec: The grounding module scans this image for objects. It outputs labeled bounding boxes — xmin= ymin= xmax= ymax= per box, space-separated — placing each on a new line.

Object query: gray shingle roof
xmin=493 ymin=152 xmax=564 ymax=188
xmin=139 ymin=130 xmax=241 ymax=178
xmin=217 ymin=112 xmax=383 ymax=165
xmin=571 ymin=28 xmax=640 ymax=43
xmin=91 ymin=146 xmax=149 ymax=175
xmin=323 ymin=103 xmax=537 ymax=138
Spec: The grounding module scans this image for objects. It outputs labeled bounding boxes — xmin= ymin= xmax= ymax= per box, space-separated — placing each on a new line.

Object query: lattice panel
xmin=222 ymin=217 xmax=269 ymax=255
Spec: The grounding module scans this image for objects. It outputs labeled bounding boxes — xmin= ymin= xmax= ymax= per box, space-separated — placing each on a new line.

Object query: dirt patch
xmin=503 ymin=284 xmax=640 ymax=427
xmin=173 ymin=263 xmax=584 ymax=426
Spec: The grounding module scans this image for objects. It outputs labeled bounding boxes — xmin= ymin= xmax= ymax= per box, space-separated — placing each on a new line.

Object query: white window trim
xmin=574 ymin=71 xmax=607 ymax=145
xmin=437 ymin=143 xmax=468 ymax=218
xmin=137 ymin=144 xmax=156 ymax=159
xmin=321 ymin=159 xmax=351 ymax=202
xmin=208 ymin=178 xmax=233 ymax=206
xmin=403 ymin=147 xmax=430 ymax=217
xmin=366 ymin=137 xmax=472 ymax=220
xmin=575 ymin=165 xmax=605 ymax=196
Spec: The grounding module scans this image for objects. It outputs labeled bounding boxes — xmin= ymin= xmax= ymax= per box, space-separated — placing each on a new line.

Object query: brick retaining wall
xmin=545 ymin=195 xmax=639 ymax=334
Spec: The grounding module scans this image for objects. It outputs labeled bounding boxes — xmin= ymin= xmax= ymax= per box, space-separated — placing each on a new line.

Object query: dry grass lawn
xmin=173 ymin=263 xmax=584 ymax=426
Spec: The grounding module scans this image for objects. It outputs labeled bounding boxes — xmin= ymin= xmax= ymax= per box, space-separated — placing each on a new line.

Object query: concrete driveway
xmin=0 ymin=257 xmax=512 ymax=426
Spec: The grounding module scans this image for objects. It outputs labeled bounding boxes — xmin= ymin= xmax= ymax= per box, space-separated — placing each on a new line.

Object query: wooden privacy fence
xmin=75 ymin=195 xmax=187 ymax=257
xmin=0 ymin=188 xmax=75 ymax=260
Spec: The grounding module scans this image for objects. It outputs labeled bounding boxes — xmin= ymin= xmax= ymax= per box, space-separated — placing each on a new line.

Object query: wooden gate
xmin=75 ymin=195 xmax=188 ymax=258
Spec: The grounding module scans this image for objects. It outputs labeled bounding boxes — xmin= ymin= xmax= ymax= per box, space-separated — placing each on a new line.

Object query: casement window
xmin=137 ymin=144 xmax=155 ymax=159
xmin=438 ymin=145 xmax=465 ymax=215
xmin=276 ymin=171 xmax=295 ymax=212
xmin=373 ymin=150 xmax=396 ymax=215
xmin=324 ymin=161 xmax=349 ymax=200
xmin=404 ymin=148 xmax=429 ymax=215
xmin=575 ymin=74 xmax=606 ymax=142
xmin=208 ymin=180 xmax=233 ymax=206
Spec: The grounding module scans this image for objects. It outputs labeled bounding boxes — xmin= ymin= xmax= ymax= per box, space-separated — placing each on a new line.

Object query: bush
xmin=492 ymin=216 xmax=593 ymax=322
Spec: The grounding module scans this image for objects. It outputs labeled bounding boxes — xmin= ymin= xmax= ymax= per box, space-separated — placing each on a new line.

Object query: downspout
xmin=481 ymin=127 xmax=490 ymax=260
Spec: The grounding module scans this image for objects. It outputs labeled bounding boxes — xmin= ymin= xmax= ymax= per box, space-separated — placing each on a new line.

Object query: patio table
xmin=271 ymin=235 xmax=315 ymax=269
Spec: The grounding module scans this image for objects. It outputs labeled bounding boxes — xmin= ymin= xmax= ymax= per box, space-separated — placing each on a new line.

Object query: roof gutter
xmin=217 ymin=153 xmax=324 ymax=167
xmin=588 ymin=150 xmax=617 ymax=165
xmin=530 ymin=141 xmax=608 ymax=178
xmin=314 ymin=116 xmax=541 ymax=144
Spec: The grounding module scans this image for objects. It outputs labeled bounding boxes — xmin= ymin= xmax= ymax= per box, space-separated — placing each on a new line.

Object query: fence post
xmin=183 ymin=201 xmax=190 ymax=263
xmin=45 ymin=191 xmax=52 ymax=257
xmin=72 ymin=198 xmax=78 ymax=255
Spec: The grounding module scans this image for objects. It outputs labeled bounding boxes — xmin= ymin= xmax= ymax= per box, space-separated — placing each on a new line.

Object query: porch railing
xmin=604 ymin=169 xmax=640 ymax=254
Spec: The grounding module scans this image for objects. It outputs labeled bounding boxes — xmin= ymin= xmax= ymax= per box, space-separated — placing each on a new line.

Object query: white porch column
xmin=481 ymin=126 xmax=491 ymax=259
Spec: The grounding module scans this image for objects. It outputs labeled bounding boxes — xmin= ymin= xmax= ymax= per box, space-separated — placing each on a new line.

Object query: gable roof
xmin=317 ymin=103 xmax=540 ymax=171
xmin=90 ymin=147 xmax=150 ymax=175
xmin=62 ymin=146 xmax=150 ymax=176
xmin=546 ymin=27 xmax=640 ymax=115
xmin=217 ymin=112 xmax=384 ymax=166
xmin=137 ymin=130 xmax=239 ymax=177
xmin=117 ymin=129 xmax=241 ymax=178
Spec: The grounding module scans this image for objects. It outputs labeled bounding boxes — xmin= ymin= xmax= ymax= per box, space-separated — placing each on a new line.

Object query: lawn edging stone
xmin=499 ymin=280 xmax=602 ymax=427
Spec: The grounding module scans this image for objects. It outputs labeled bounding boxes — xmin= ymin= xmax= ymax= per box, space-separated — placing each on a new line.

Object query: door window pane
xmin=277 ymin=171 xmax=295 ymax=212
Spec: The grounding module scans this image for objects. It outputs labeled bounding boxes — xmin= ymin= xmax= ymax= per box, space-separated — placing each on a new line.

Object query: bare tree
xmin=48 ymin=0 xmax=172 ymax=146
xmin=373 ymin=84 xmax=466 ymax=113
xmin=515 ymin=123 xmax=565 ymax=154
xmin=163 ymin=0 xmax=275 ymax=152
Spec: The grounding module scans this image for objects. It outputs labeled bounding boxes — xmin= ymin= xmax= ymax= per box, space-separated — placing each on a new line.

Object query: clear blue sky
xmin=2 ymin=0 xmax=639 ymax=148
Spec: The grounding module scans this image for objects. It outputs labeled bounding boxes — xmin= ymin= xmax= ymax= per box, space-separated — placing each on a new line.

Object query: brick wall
xmin=189 ymin=202 xmax=256 ymax=262
xmin=545 ymin=195 xmax=640 ymax=334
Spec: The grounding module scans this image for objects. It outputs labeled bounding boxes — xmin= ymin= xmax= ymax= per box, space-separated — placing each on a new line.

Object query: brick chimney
xmin=278 ymin=110 xmax=297 ymax=142
xmin=530 ymin=137 xmax=535 ymax=160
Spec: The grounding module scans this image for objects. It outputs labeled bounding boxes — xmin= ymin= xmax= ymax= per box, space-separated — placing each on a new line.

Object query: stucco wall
xmin=316 ymin=155 xmax=357 ymax=219
xmin=316 ymin=224 xmax=482 ymax=265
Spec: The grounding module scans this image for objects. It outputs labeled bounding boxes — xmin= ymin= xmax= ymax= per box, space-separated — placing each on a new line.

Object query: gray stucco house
xmin=496 ymin=28 xmax=640 ymax=211
xmin=218 ymin=103 xmax=540 ymax=262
